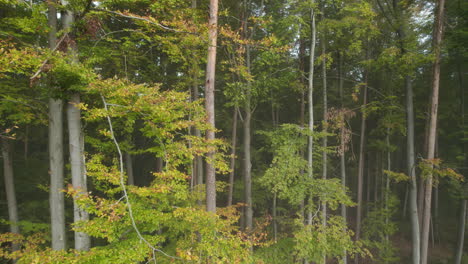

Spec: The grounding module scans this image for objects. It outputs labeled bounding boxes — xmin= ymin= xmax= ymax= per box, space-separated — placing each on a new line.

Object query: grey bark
xmin=339 ymin=53 xmax=347 ymax=264
xmin=355 ymin=66 xmax=368 ymax=264
xmin=48 ymin=0 xmax=66 ymax=250
xmin=243 ymin=0 xmax=253 ymax=231
xmin=385 ymin=130 xmax=391 ymax=244
xmin=306 ymin=0 xmax=316 ymax=226
xmin=421 ymin=0 xmax=445 ymax=263
xmin=227 ymin=109 xmax=238 ymax=206
xmin=191 ymin=0 xmax=203 ymax=189
xmin=204 ymin=0 xmax=219 ymax=213
xmin=67 ymin=94 xmax=90 ymax=251
xmin=62 ymin=2 xmax=90 ymax=250
xmin=321 ymin=26 xmax=328 ymax=264
xmin=243 ymin=80 xmax=253 ymax=231
xmin=455 ymin=200 xmax=467 ymax=264
xmin=406 ymin=77 xmax=420 ymax=264
xmin=2 ymin=138 xmax=20 ymax=252
xmin=125 ymin=153 xmax=134 ymax=185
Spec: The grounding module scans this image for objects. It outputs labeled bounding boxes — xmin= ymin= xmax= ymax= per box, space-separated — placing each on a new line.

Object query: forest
xmin=0 ymin=0 xmax=466 ymax=263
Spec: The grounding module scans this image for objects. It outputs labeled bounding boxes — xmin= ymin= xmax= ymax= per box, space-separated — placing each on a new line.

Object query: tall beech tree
xmin=61 ymin=0 xmax=90 ymax=251
xmin=205 ymin=0 xmax=219 ymax=213
xmin=421 ymin=0 xmax=446 ymax=263
xmin=47 ymin=0 xmax=66 ymax=250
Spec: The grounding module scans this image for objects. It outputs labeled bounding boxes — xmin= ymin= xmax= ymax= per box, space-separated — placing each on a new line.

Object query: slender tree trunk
xmin=243 ymin=89 xmax=253 ymax=230
xmin=307 ymin=0 xmax=316 ymax=227
xmin=227 ymin=109 xmax=238 ymax=206
xmin=406 ymin=76 xmax=421 ymax=264
xmin=125 ymin=153 xmax=134 ymax=185
xmin=455 ymin=36 xmax=467 ymax=264
xmin=299 ymin=31 xmax=306 ymax=222
xmin=191 ymin=0 xmax=204 ymax=189
xmin=321 ymin=25 xmax=328 ymax=264
xmin=48 ymin=0 xmax=66 ymax=250
xmin=67 ymin=94 xmax=90 ymax=251
xmin=385 ymin=130 xmax=391 ymax=244
xmin=421 ymin=0 xmax=445 ymax=263
xmin=62 ymin=3 xmax=90 ymax=250
xmin=193 ymin=79 xmax=203 ymax=187
xmin=338 ymin=52 xmax=347 ymax=264
xmin=242 ymin=0 xmax=254 ymax=231
xmin=2 ymin=138 xmax=20 ymax=253
xmin=355 ymin=66 xmax=368 ymax=264
xmin=455 ymin=199 xmax=467 ymax=264
xmin=204 ymin=0 xmax=219 ymax=213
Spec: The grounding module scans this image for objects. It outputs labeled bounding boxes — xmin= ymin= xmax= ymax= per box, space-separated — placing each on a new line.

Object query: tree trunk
xmin=243 ymin=94 xmax=253 ymax=230
xmin=242 ymin=0 xmax=253 ymax=231
xmin=227 ymin=109 xmax=238 ymax=207
xmin=204 ymin=0 xmax=219 ymax=213
xmin=2 ymin=138 xmax=20 ymax=253
xmin=62 ymin=3 xmax=90 ymax=250
xmin=321 ymin=25 xmax=328 ymax=264
xmin=385 ymin=130 xmax=391 ymax=243
xmin=48 ymin=0 xmax=66 ymax=250
xmin=125 ymin=153 xmax=134 ymax=185
xmin=421 ymin=0 xmax=445 ymax=263
xmin=355 ymin=66 xmax=368 ymax=264
xmin=338 ymin=52 xmax=347 ymax=264
xmin=406 ymin=78 xmax=421 ymax=264
xmin=67 ymin=94 xmax=91 ymax=252
xmin=455 ymin=199 xmax=467 ymax=264
xmin=306 ymin=0 xmax=316 ymax=227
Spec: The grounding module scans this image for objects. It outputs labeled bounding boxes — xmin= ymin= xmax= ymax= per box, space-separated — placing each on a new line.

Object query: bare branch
xmin=93 ymin=8 xmax=198 ymax=35
xmin=101 ymin=95 xmax=181 ymax=261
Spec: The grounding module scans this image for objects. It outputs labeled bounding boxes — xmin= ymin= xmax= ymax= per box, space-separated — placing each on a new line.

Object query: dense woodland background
xmin=0 ymin=0 xmax=467 ymax=263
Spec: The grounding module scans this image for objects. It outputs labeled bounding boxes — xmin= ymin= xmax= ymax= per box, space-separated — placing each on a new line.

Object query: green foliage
xmin=362 ymin=194 xmax=400 ymax=263
xmin=294 ymin=216 xmax=369 ymax=263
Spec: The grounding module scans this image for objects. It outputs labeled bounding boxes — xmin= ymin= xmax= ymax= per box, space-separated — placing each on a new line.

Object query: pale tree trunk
xmin=355 ymin=65 xmax=368 ymax=264
xmin=272 ymin=106 xmax=278 ymax=242
xmin=227 ymin=109 xmax=238 ymax=206
xmin=321 ymin=25 xmax=328 ymax=264
xmin=2 ymin=138 xmax=20 ymax=252
xmin=455 ymin=44 xmax=467 ymax=264
xmin=242 ymin=0 xmax=253 ymax=231
xmin=204 ymin=0 xmax=219 ymax=213
xmin=67 ymin=94 xmax=90 ymax=251
xmin=125 ymin=153 xmax=134 ymax=185
xmin=191 ymin=0 xmax=203 ymax=189
xmin=339 ymin=53 xmax=347 ymax=264
xmin=385 ymin=130 xmax=391 ymax=244
xmin=455 ymin=199 xmax=467 ymax=264
xmin=243 ymin=78 xmax=253 ymax=231
xmin=306 ymin=0 xmax=316 ymax=227
xmin=299 ymin=33 xmax=306 ymax=221
xmin=421 ymin=0 xmax=445 ymax=263
xmin=406 ymin=76 xmax=421 ymax=264
xmin=62 ymin=3 xmax=90 ymax=250
xmin=48 ymin=0 xmax=66 ymax=250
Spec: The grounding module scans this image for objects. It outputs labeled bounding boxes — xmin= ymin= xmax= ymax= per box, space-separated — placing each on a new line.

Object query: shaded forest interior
xmin=0 ymin=0 xmax=467 ymax=263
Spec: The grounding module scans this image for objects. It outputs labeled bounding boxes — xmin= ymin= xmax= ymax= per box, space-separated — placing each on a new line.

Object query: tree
xmin=61 ymin=0 xmax=90 ymax=251
xmin=1 ymin=137 xmax=20 ymax=253
xmin=204 ymin=0 xmax=219 ymax=213
xmin=421 ymin=0 xmax=446 ymax=263
xmin=47 ymin=0 xmax=66 ymax=250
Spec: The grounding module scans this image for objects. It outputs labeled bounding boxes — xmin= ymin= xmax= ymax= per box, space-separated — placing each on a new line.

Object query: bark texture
xmin=2 ymin=139 xmax=20 ymax=252
xmin=227 ymin=109 xmax=238 ymax=207
xmin=406 ymin=76 xmax=420 ymax=264
xmin=204 ymin=0 xmax=219 ymax=213
xmin=48 ymin=0 xmax=66 ymax=250
xmin=421 ymin=0 xmax=445 ymax=262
